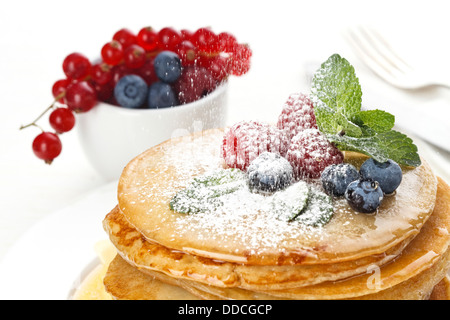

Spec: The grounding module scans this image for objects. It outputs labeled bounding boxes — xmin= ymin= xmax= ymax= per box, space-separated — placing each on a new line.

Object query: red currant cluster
xmin=21 ymin=26 xmax=252 ymax=164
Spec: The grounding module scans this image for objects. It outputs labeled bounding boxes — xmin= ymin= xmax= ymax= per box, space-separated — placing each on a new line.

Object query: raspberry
xmin=287 ymin=128 xmax=344 ymax=180
xmin=173 ymin=66 xmax=216 ymax=104
xmin=222 ymin=121 xmax=289 ymax=171
xmin=277 ymin=93 xmax=317 ymax=141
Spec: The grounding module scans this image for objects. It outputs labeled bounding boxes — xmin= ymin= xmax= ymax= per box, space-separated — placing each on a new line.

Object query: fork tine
xmin=344 ymin=28 xmax=400 ymax=82
xmin=357 ymin=26 xmax=413 ymax=73
xmin=347 ymin=27 xmax=403 ymax=76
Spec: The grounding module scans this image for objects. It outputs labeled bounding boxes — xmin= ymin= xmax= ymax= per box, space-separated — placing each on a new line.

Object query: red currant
xmin=180 ymin=29 xmax=193 ymax=41
xmin=175 ymin=40 xmax=197 ymax=66
xmin=101 ymin=40 xmax=124 ymax=66
xmin=195 ymin=54 xmax=211 ymax=68
xmin=65 ymin=81 xmax=97 ymax=113
xmin=91 ymin=81 xmax=114 ymax=102
xmin=230 ymin=43 xmax=252 ymax=76
xmin=158 ymin=27 xmax=182 ymax=51
xmin=217 ymin=32 xmax=237 ymax=52
xmin=137 ymin=27 xmax=158 ymax=51
xmin=231 ymin=58 xmax=251 ymax=76
xmin=192 ymin=28 xmax=219 ymax=53
xmin=234 ymin=43 xmax=251 ymax=56
xmin=113 ymin=28 xmax=137 ymax=48
xmin=62 ymin=53 xmax=91 ymax=80
xmin=136 ymin=58 xmax=158 ymax=85
xmin=90 ymin=63 xmax=113 ymax=85
xmin=195 ymin=54 xmax=229 ymax=82
xmin=111 ymin=64 xmax=133 ymax=85
xmin=206 ymin=55 xmax=230 ymax=82
xmin=123 ymin=44 xmax=146 ymax=69
xmin=52 ymin=79 xmax=70 ymax=103
xmin=49 ymin=108 xmax=76 ymax=133
xmin=32 ymin=132 xmax=62 ymax=164
xmin=25 ymin=26 xmax=253 ymax=167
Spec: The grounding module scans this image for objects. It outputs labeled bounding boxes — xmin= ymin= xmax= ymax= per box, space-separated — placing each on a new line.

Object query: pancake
xmin=164 ymin=177 xmax=450 ymax=299
xmin=163 ymin=244 xmax=450 ymax=300
xmin=104 ymin=206 xmax=412 ymax=290
xmin=429 ymin=275 xmax=450 ymax=300
xmin=355 ymin=249 xmax=450 ymax=300
xmin=253 ymin=177 xmax=450 ymax=299
xmin=104 ymin=254 xmax=450 ymax=300
xmin=105 ymin=177 xmax=450 ymax=300
xmin=117 ymin=129 xmax=437 ymax=265
xmin=104 ymin=254 xmax=202 ymax=300
xmin=104 ymin=128 xmax=449 ymax=300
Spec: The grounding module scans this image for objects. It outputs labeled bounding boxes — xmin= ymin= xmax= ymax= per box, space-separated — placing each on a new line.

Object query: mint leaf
xmin=272 ymin=182 xmax=335 ymax=227
xmin=310 ymin=54 xmax=421 ymax=167
xmin=170 ymin=169 xmax=246 ymax=214
xmin=354 ymin=109 xmax=395 ymax=134
xmin=326 ymin=129 xmax=421 ymax=167
xmin=272 ymin=181 xmax=310 ymax=222
xmin=311 ymin=54 xmax=362 ymax=120
xmin=193 ymin=168 xmax=245 ymax=188
xmin=311 ymin=54 xmax=363 ymax=138
xmin=315 ymin=107 xmax=363 ymax=137
xmin=295 ymin=187 xmax=334 ymax=227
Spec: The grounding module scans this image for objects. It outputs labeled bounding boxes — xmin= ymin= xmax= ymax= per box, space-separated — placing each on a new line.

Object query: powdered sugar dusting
xmin=119 ymin=131 xmax=224 ymax=213
xmin=170 ymin=170 xmax=332 ymax=255
xmin=118 ymin=129 xmax=436 ymax=264
xmin=132 ymin=130 xmax=335 ymax=256
xmin=164 ymin=132 xmax=225 ymax=188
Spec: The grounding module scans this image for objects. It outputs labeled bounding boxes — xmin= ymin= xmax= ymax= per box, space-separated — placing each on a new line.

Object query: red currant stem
xmin=19 ymin=92 xmax=65 ymax=131
xmin=198 ymin=51 xmax=221 ymax=58
xmin=145 ymin=50 xmax=161 ymax=58
xmin=19 ymin=122 xmax=45 ymax=132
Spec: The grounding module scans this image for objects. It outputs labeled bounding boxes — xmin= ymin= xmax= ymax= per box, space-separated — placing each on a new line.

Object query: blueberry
xmin=147 ymin=82 xmax=178 ymax=109
xmin=153 ymin=51 xmax=182 ymax=83
xmin=345 ymin=179 xmax=384 ymax=214
xmin=321 ymin=163 xmax=359 ymax=197
xmin=114 ymin=75 xmax=148 ymax=108
xmin=247 ymin=152 xmax=293 ymax=194
xmin=359 ymin=158 xmax=402 ymax=194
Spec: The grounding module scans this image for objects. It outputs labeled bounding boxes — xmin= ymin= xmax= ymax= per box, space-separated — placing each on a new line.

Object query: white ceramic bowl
xmin=77 ymin=82 xmax=228 ymax=181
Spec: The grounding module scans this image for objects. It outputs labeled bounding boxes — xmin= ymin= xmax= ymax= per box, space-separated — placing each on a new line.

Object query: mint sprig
xmin=311 ymin=54 xmax=421 ymax=167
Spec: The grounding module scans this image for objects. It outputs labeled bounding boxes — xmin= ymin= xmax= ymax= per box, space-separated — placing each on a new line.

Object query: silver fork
xmin=344 ymin=26 xmax=450 ymax=90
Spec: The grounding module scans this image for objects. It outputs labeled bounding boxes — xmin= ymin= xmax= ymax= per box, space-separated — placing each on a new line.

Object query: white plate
xmin=0 ymin=181 xmax=117 ymax=300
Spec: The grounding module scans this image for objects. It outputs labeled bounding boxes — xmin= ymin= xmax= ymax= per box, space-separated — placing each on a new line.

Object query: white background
xmin=1 ymin=0 xmax=450 ymax=296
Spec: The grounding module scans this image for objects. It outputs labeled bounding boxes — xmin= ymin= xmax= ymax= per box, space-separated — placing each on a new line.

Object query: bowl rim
xmin=95 ymin=80 xmax=228 ymax=114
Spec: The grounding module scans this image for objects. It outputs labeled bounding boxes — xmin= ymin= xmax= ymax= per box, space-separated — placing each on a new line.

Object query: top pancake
xmin=118 ymin=129 xmax=437 ymax=265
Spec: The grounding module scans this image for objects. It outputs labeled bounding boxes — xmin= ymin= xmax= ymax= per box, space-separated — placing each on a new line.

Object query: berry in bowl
xmin=21 ymin=26 xmax=252 ymax=181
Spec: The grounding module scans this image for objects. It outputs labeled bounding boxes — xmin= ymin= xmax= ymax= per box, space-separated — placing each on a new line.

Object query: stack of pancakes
xmin=102 ymin=129 xmax=450 ymax=300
